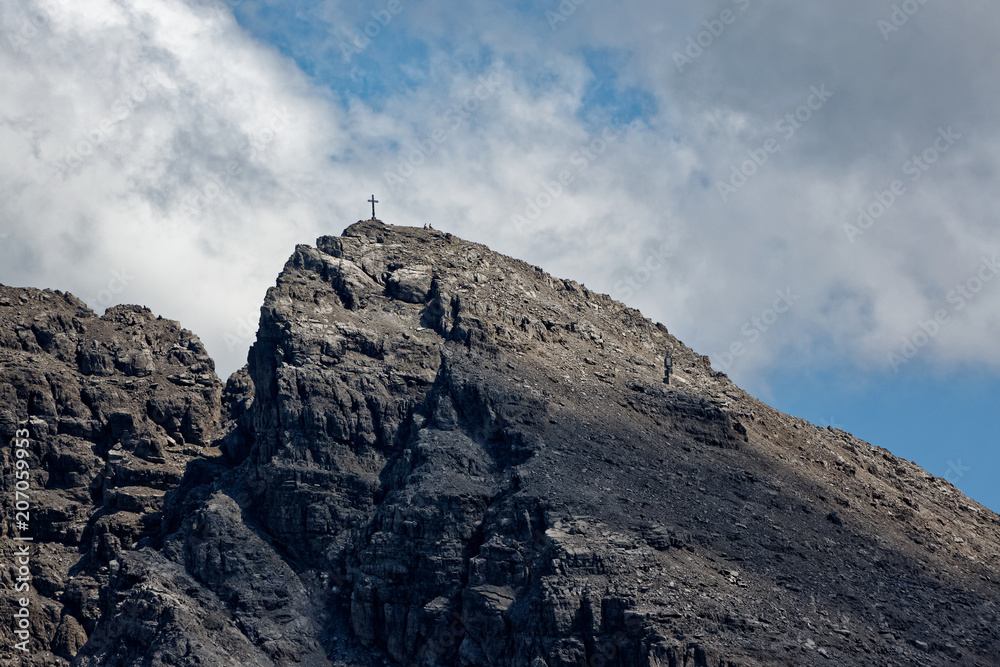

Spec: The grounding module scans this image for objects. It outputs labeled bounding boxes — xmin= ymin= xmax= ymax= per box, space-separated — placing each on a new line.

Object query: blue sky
xmin=1 ymin=0 xmax=998 ymax=510
xmin=766 ymin=366 xmax=1000 ymax=511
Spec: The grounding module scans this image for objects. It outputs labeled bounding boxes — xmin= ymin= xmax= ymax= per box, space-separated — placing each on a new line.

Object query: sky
xmin=1 ymin=0 xmax=998 ymax=510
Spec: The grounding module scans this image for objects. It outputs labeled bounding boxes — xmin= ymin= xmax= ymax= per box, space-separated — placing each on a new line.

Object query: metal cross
xmin=368 ymin=195 xmax=378 ymax=220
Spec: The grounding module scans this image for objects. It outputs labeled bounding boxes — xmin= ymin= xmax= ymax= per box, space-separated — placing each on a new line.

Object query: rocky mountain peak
xmin=2 ymin=223 xmax=999 ymax=666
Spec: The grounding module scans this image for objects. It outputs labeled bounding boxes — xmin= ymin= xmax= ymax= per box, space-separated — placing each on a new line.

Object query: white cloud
xmin=1 ymin=0 xmax=351 ymax=375
xmin=2 ymin=0 xmax=999 ymax=393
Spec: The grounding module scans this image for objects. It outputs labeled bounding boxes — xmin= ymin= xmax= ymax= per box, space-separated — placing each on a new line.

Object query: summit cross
xmin=368 ymin=195 xmax=378 ymax=220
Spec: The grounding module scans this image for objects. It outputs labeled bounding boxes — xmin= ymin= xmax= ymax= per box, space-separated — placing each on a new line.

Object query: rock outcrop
xmin=0 ymin=290 xmax=223 ymax=665
xmin=3 ymin=221 xmax=1000 ymax=666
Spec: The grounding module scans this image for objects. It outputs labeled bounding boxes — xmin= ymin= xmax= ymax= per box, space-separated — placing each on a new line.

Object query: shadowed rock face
xmin=4 ymin=221 xmax=1000 ymax=666
xmin=0 ymin=291 xmax=223 ymax=665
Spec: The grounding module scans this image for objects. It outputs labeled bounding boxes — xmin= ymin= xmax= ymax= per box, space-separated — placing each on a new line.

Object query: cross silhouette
xmin=368 ymin=195 xmax=378 ymax=220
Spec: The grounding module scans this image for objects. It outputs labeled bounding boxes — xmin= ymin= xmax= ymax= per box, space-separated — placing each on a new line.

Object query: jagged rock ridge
xmin=2 ymin=220 xmax=999 ymax=666
xmin=0 ymin=291 xmax=223 ymax=664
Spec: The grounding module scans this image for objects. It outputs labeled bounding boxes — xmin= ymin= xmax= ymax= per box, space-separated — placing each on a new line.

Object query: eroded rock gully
xmin=2 ymin=220 xmax=999 ymax=666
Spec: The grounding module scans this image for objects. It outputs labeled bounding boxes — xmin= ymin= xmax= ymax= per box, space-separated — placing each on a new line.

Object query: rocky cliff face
xmin=3 ymin=221 xmax=1000 ymax=666
xmin=0 ymin=289 xmax=223 ymax=665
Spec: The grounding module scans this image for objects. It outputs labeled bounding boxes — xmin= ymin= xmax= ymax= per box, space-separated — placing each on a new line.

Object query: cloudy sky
xmin=2 ymin=0 xmax=998 ymax=509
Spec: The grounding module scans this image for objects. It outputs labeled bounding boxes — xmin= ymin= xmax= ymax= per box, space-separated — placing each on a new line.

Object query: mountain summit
xmin=3 ymin=220 xmax=999 ymax=666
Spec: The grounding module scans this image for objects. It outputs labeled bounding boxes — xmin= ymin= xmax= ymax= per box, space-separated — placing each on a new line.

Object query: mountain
xmin=2 ymin=220 xmax=999 ymax=666
xmin=0 ymin=293 xmax=224 ymax=663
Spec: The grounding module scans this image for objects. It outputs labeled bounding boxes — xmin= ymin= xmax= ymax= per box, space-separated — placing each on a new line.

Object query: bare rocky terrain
xmin=2 ymin=219 xmax=999 ymax=666
xmin=0 ymin=291 xmax=223 ymax=665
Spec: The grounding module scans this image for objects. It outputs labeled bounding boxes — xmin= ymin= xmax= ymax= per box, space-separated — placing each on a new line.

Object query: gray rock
xmin=0 ymin=287 xmax=223 ymax=665
xmin=4 ymin=223 xmax=1000 ymax=667
xmin=387 ymin=266 xmax=433 ymax=304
